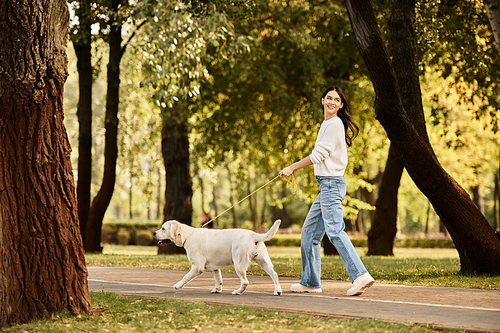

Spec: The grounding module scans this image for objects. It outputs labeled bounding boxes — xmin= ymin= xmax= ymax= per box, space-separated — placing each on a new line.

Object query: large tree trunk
xmin=85 ymin=0 xmax=124 ymax=253
xmin=71 ymin=0 xmax=93 ymax=245
xmin=368 ymin=0 xmax=425 ymax=255
xmin=0 ymin=0 xmax=92 ymax=325
xmin=483 ymin=0 xmax=500 ymax=57
xmin=345 ymin=0 xmax=500 ymax=274
xmin=158 ymin=113 xmax=192 ymax=255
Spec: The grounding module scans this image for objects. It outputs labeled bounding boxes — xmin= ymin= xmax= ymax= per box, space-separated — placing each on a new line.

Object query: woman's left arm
xmin=279 ymin=156 xmax=313 ymax=177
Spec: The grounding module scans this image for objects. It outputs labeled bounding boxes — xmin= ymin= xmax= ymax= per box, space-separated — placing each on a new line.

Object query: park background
xmin=62 ymin=0 xmax=499 ymax=245
xmin=3 ymin=0 xmax=500 ymax=329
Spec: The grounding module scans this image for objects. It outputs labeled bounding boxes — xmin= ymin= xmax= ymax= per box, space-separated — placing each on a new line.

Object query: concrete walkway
xmin=88 ymin=266 xmax=500 ymax=332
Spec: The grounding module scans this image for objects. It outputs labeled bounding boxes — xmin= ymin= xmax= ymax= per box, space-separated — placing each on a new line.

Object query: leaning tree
xmin=0 ymin=0 xmax=92 ymax=325
xmin=345 ymin=0 xmax=500 ymax=274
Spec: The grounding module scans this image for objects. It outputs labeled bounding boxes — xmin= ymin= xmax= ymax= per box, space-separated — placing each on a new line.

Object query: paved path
xmin=88 ymin=266 xmax=500 ymax=332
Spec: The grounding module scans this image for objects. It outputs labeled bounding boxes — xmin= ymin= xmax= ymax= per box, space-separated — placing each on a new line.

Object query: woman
xmin=279 ymin=86 xmax=374 ymax=296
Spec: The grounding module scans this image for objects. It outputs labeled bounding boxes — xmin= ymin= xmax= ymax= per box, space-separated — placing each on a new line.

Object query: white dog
xmin=153 ymin=219 xmax=283 ymax=296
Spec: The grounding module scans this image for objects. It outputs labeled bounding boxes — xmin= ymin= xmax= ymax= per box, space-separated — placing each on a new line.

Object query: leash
xmin=200 ymin=174 xmax=297 ymax=228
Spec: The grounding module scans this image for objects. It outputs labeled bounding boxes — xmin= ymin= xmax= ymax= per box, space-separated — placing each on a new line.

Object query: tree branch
xmin=121 ymin=19 xmax=147 ymax=57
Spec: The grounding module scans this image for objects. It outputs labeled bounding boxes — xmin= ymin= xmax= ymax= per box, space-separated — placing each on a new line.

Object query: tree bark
xmin=71 ymin=0 xmax=93 ymax=245
xmin=345 ymin=0 xmax=500 ymax=274
xmin=367 ymin=144 xmax=404 ymax=255
xmin=158 ymin=114 xmax=192 ymax=255
xmin=494 ymin=169 xmax=499 ymax=231
xmin=483 ymin=0 xmax=500 ymax=57
xmin=0 ymin=0 xmax=92 ymax=325
xmin=471 ymin=185 xmax=485 ymax=215
xmin=85 ymin=0 xmax=124 ymax=253
xmin=368 ymin=0 xmax=424 ymax=255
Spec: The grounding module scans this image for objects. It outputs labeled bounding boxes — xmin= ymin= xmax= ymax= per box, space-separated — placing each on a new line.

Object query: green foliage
xmin=135 ymin=230 xmax=155 ymax=245
xmin=189 ymin=0 xmax=385 ymax=225
xmin=416 ymin=0 xmax=500 ymax=131
xmin=137 ymin=0 xmax=252 ymax=109
xmin=117 ymin=228 xmax=131 ymax=245
xmin=64 ymin=0 xmax=500 ymax=236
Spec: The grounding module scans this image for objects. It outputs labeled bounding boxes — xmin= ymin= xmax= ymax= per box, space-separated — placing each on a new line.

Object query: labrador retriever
xmin=153 ymin=219 xmax=283 ymax=296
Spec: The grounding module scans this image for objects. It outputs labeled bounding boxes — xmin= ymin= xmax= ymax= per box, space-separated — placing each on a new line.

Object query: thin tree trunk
xmin=157 ymin=165 xmax=162 ymax=219
xmin=367 ymin=144 xmax=404 ymax=255
xmin=354 ymin=188 xmax=364 ymax=234
xmin=212 ymin=185 xmax=219 ymax=229
xmin=471 ymin=185 xmax=485 ymax=215
xmin=425 ymin=201 xmax=431 ymax=235
xmin=85 ymin=0 xmax=124 ymax=253
xmin=345 ymin=0 xmax=500 ymax=274
xmin=259 ymin=189 xmax=266 ymax=231
xmin=72 ymin=0 xmax=93 ymax=245
xmin=494 ymin=169 xmax=499 ymax=231
xmin=483 ymin=0 xmax=500 ymax=57
xmin=0 ymin=0 xmax=92 ymax=324
xmin=281 ymin=184 xmax=289 ymax=228
xmin=360 ymin=172 xmax=379 ymax=225
xmin=248 ymin=178 xmax=258 ymax=230
xmin=226 ymin=166 xmax=238 ymax=228
xmin=200 ymin=176 xmax=205 ymax=217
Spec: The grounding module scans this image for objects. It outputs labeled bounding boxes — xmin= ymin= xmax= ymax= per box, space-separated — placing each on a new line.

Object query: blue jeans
xmin=299 ymin=176 xmax=368 ymax=288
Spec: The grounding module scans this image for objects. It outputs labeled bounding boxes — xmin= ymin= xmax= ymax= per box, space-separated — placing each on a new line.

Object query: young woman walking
xmin=279 ymin=86 xmax=374 ymax=296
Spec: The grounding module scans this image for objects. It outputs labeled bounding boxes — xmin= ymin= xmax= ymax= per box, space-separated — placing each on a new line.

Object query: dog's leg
xmin=173 ymin=266 xmax=204 ymax=290
xmin=232 ymin=262 xmax=250 ymax=295
xmin=253 ymin=246 xmax=283 ymax=296
xmin=211 ymin=269 xmax=223 ymax=294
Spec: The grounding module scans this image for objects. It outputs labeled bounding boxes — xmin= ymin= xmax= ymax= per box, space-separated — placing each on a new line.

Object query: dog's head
xmin=153 ymin=220 xmax=184 ymax=247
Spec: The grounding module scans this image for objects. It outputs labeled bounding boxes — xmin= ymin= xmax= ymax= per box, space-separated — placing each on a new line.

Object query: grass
xmin=2 ymin=291 xmax=464 ymax=333
xmin=87 ymin=245 xmax=500 ymax=290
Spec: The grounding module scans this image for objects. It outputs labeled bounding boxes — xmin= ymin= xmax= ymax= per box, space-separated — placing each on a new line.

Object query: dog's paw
xmin=274 ymin=291 xmax=282 ymax=296
xmin=211 ymin=287 xmax=222 ymax=294
xmin=173 ymin=282 xmax=183 ymax=290
xmin=232 ymin=290 xmax=243 ymax=295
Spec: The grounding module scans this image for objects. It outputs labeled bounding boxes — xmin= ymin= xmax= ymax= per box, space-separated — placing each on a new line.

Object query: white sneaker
xmin=290 ymin=283 xmax=322 ymax=293
xmin=347 ymin=273 xmax=375 ymax=296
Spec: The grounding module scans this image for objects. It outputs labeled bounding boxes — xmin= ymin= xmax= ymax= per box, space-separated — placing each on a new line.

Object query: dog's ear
xmin=170 ymin=221 xmax=184 ymax=247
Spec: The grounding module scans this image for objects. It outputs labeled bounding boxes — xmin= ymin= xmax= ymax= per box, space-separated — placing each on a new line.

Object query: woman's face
xmin=322 ymin=90 xmax=343 ymax=120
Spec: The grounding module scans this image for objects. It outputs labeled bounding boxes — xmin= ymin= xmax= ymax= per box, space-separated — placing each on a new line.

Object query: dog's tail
xmin=254 ymin=219 xmax=281 ymax=243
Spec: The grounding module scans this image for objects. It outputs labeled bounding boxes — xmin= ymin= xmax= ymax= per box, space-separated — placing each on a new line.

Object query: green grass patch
xmin=2 ymin=291 xmax=462 ymax=333
xmin=85 ymin=245 xmax=500 ymax=290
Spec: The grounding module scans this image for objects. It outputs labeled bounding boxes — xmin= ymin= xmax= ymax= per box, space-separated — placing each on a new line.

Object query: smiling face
xmin=321 ymin=90 xmax=343 ymax=120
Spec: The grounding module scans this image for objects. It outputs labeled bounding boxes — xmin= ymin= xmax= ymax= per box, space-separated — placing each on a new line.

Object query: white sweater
xmin=309 ymin=117 xmax=347 ymax=177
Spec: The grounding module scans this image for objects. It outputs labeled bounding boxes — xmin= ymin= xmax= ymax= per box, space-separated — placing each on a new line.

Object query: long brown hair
xmin=321 ymin=86 xmax=359 ymax=147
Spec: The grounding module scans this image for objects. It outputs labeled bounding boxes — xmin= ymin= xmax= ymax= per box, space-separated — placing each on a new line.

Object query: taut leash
xmin=200 ymin=174 xmax=297 ymax=228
